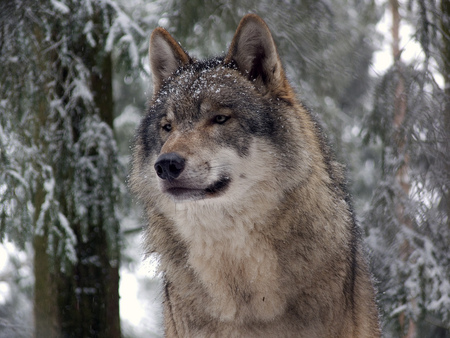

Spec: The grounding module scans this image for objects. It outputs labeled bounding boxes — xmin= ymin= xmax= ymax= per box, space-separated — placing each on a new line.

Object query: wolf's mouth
xmin=164 ymin=176 xmax=231 ymax=202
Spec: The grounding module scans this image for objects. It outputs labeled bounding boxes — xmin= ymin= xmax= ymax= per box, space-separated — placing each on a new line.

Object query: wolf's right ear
xmin=149 ymin=28 xmax=191 ymax=95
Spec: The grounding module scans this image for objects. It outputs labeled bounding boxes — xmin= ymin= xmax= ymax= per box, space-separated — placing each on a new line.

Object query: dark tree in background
xmin=0 ymin=0 xmax=144 ymax=336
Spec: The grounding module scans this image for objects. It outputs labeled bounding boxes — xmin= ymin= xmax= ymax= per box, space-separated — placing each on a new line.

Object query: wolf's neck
xmin=170 ymin=194 xmax=286 ymax=321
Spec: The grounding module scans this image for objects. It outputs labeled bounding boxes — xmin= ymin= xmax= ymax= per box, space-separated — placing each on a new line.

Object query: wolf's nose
xmin=154 ymin=152 xmax=185 ymax=180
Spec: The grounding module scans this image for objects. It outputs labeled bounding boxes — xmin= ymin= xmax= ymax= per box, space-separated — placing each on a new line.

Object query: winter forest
xmin=0 ymin=0 xmax=448 ymax=337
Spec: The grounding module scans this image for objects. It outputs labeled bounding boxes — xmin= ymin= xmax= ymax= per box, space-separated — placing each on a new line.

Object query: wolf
xmin=130 ymin=14 xmax=381 ymax=337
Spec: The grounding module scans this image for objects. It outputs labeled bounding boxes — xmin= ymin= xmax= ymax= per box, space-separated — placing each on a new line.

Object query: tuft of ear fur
xmin=224 ymin=14 xmax=294 ymax=102
xmin=149 ymin=28 xmax=191 ymax=95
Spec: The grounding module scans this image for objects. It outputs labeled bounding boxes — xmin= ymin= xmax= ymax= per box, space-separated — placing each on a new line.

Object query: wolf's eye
xmin=213 ymin=115 xmax=230 ymax=124
xmin=162 ymin=123 xmax=172 ymax=132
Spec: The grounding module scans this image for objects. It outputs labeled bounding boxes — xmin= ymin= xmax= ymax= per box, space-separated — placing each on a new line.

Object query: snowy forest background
xmin=0 ymin=0 xmax=449 ymax=337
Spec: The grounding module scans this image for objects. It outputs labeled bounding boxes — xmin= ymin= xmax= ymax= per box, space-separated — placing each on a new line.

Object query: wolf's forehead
xmin=159 ymin=66 xmax=250 ymax=119
xmin=170 ymin=66 xmax=237 ymax=98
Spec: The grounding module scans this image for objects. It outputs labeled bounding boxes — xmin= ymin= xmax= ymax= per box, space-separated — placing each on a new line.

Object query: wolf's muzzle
xmin=154 ymin=152 xmax=186 ymax=180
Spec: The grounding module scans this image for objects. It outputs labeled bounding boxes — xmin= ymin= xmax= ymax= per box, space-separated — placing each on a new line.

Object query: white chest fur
xmin=170 ymin=195 xmax=287 ymax=322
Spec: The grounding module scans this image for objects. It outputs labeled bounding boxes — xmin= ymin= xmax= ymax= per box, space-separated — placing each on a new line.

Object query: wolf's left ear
xmin=224 ymin=14 xmax=294 ymax=101
xmin=149 ymin=28 xmax=191 ymax=95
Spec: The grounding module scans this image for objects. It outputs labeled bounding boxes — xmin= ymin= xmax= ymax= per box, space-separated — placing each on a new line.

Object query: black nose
xmin=154 ymin=153 xmax=185 ymax=180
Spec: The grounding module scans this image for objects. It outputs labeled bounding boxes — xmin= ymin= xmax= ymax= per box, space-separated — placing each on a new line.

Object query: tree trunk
xmin=89 ymin=42 xmax=121 ymax=338
xmin=32 ymin=18 xmax=60 ymax=338
xmin=389 ymin=0 xmax=416 ymax=337
xmin=33 ymin=186 xmax=60 ymax=338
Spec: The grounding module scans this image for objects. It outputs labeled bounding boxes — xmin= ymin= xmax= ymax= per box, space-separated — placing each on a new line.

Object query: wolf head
xmin=131 ymin=14 xmax=326 ymax=209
